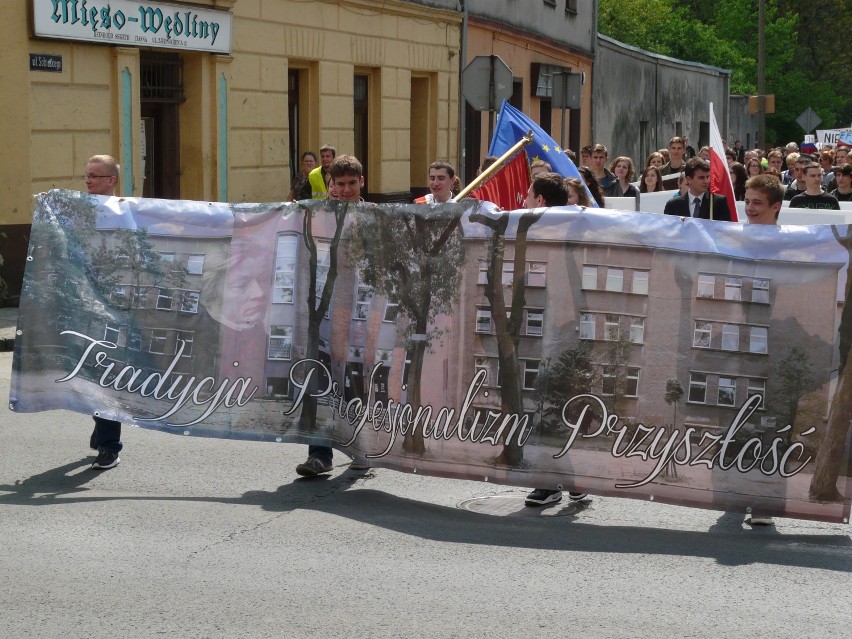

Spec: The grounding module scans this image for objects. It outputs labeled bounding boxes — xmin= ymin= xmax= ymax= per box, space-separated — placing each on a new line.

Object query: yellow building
xmin=0 ymin=0 xmax=463 ymax=296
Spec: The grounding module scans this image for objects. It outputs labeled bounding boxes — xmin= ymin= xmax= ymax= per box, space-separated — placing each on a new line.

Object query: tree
xmin=296 ymin=200 xmax=349 ymax=432
xmin=663 ymin=378 xmax=684 ymax=478
xmin=535 ymin=342 xmax=597 ymax=432
xmin=347 ymin=202 xmax=469 ymax=455
xmin=809 ymin=226 xmax=852 ymax=501
xmin=469 ymin=206 xmax=545 ymax=466
xmin=769 ymin=343 xmax=815 ymax=431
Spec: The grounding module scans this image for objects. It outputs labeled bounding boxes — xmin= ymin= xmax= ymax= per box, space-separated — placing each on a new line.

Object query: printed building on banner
xmin=444 ymin=222 xmax=841 ymax=454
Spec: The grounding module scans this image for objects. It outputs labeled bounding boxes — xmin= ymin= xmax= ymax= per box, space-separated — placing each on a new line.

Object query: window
xmin=354 ymin=282 xmax=372 ymax=320
xmin=477 ymin=260 xmax=488 ymax=284
xmin=475 ymin=356 xmax=491 ymax=385
xmin=375 ymin=349 xmax=392 ymax=364
xmin=579 ymin=312 xmax=595 ymax=340
xmin=128 ymin=328 xmax=142 ymax=351
xmin=693 ymin=321 xmax=712 ymax=348
xmin=523 ymin=359 xmax=540 ymax=390
xmin=104 ymin=324 xmax=123 ymax=346
xmin=630 ymin=317 xmax=644 ymax=344
xmin=632 ymin=271 xmax=649 ymax=295
xmin=525 ymin=310 xmax=544 ymax=336
xmin=752 ymin=279 xmax=770 ymax=303
xmin=501 ymin=263 xmax=514 ymax=287
xmin=689 ymin=373 xmax=707 ymax=403
xmin=476 ymin=309 xmax=492 ymax=333
xmin=725 ymin=276 xmax=742 ymax=301
xmin=178 ymin=290 xmax=199 ymax=314
xmin=605 ymin=314 xmax=620 ymax=341
xmin=602 ymin=365 xmax=616 ymax=395
xmin=176 ymin=331 xmax=194 ymax=357
xmin=110 ymin=285 xmax=128 ymax=307
xmin=697 ymin=274 xmax=715 ymax=298
xmin=268 ymin=325 xmax=293 ymax=360
xmin=314 ymin=240 xmax=331 ymax=303
xmin=149 ymin=329 xmax=168 ymax=354
xmin=383 ymin=299 xmax=399 ymax=322
xmin=266 ymin=377 xmax=290 ymax=397
xmin=582 ymin=265 xmax=598 ymax=290
xmin=187 ymin=255 xmax=204 ymax=275
xmin=159 ymin=252 xmax=175 ymax=266
xmin=721 ymin=324 xmax=739 ymax=351
xmin=527 ymin=262 xmax=546 ymax=287
xmin=747 ymin=378 xmax=765 ymax=408
xmin=273 ymin=235 xmax=297 ymax=304
xmin=718 ymin=376 xmax=736 ymax=406
xmin=566 ymin=0 xmax=578 ymax=13
xmin=156 ymin=288 xmax=173 ymax=311
xmin=625 ymin=367 xmax=640 ymax=397
xmin=605 ymin=268 xmax=623 ymax=292
xmin=749 ymin=326 xmax=768 ymax=354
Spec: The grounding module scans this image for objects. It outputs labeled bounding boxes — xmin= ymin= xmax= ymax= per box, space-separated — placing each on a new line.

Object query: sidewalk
xmin=0 ymin=306 xmax=17 ymax=352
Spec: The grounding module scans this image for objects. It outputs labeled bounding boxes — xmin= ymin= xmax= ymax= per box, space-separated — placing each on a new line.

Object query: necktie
xmin=692 ymin=196 xmax=701 ymax=218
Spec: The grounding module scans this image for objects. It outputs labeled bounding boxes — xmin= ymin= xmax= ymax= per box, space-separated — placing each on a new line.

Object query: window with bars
xmin=268 ymin=326 xmax=293 ymax=360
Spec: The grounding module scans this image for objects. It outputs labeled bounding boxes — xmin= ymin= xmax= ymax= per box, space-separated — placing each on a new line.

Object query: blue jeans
xmin=93 ymin=416 xmax=122 ymax=453
xmin=308 ymin=445 xmax=332 ymax=465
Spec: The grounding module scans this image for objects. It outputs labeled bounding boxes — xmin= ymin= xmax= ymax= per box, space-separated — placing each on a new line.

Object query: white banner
xmin=33 ymin=0 xmax=232 ymax=54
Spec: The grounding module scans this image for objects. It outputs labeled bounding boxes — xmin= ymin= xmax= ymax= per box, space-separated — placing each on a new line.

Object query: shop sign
xmin=32 ymin=0 xmax=233 ymax=54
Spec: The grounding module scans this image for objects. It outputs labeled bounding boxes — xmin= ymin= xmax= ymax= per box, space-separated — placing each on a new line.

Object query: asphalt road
xmin=1 ymin=350 xmax=850 ymax=638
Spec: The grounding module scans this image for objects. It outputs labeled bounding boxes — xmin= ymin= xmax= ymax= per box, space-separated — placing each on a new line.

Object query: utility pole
xmin=757 ymin=0 xmax=766 ymax=149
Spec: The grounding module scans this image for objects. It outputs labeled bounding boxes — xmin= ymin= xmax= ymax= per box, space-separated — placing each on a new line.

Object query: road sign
xmin=796 ymin=107 xmax=822 ymax=133
xmin=462 ymin=55 xmax=512 ymax=112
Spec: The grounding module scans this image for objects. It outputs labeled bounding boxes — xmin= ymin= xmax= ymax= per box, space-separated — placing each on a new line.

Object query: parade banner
xmin=9 ymin=190 xmax=852 ymax=523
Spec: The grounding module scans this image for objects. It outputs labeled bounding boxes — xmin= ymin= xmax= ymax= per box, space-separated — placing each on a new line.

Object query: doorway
xmin=140 ymin=51 xmax=184 ymax=199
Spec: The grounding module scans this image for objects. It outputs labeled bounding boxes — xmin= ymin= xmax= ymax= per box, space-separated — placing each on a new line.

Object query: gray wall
xmin=592 ymin=34 xmax=730 ymax=165
xmin=728 ymin=96 xmax=760 ymax=151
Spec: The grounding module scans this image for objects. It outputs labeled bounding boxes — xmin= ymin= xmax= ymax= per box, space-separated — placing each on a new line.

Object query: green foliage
xmin=599 ymin=0 xmax=850 ymax=142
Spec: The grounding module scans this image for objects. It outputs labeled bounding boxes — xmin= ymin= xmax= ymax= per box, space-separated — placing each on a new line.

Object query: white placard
xmin=33 ymin=0 xmax=233 ymax=54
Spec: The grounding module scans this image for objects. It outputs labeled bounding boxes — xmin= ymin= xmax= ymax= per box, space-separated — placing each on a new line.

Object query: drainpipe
xmin=458 ymin=0 xmax=468 ymax=184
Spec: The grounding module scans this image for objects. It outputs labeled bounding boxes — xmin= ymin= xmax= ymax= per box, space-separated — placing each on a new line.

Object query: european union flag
xmin=488 ymin=100 xmax=597 ymax=206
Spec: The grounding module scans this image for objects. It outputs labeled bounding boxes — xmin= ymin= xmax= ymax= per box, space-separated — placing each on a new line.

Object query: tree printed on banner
xmin=346 ymin=203 xmax=468 ymax=455
xmin=809 ymin=226 xmax=852 ymax=501
xmin=469 ymin=207 xmax=545 ymax=467
xmin=535 ymin=342 xmax=597 ymax=434
xmin=664 ymin=378 xmax=684 ymax=479
xmin=295 ymin=200 xmax=350 ymax=432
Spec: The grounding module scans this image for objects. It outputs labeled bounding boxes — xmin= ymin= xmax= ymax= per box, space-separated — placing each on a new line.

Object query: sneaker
xmin=525 ymin=488 xmax=562 ymax=506
xmin=349 ymin=461 xmax=371 ymax=471
xmin=91 ymin=450 xmax=120 ymax=470
xmin=749 ymin=515 xmax=774 ymax=526
xmin=89 ymin=427 xmax=97 ymax=450
xmin=295 ymin=456 xmax=333 ymax=477
xmin=568 ymin=492 xmax=588 ymax=501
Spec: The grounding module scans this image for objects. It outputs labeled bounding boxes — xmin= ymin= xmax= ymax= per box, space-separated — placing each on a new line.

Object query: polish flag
xmin=470 ymin=150 xmax=531 ymax=211
xmin=709 ymin=102 xmax=738 ymax=221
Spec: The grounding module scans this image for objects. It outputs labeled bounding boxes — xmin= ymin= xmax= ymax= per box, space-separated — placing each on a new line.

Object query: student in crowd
xmin=639 ymin=166 xmax=664 ymax=193
xmin=295 ymin=154 xmax=370 ymax=477
xmin=645 ymin=151 xmax=665 ymax=169
xmin=522 ymin=173 xmax=588 ymax=507
xmin=299 ymin=145 xmax=336 ymax=199
xmin=698 ymin=146 xmax=711 ymax=162
xmin=565 ymin=177 xmax=592 ymax=206
xmin=580 ymin=145 xmax=592 ymax=167
xmin=745 ymin=158 xmax=763 ymax=178
xmin=605 ymin=156 xmax=639 ymax=198
xmin=415 ymin=160 xmax=456 ymax=204
xmin=578 ymin=165 xmax=606 ymax=207
xmin=729 ymin=162 xmax=748 ymax=201
xmin=659 ymin=137 xmax=687 ymax=176
xmin=831 ymin=164 xmax=852 ymax=202
xmin=781 ymin=152 xmax=799 ymax=185
xmin=530 ymin=159 xmax=553 ymax=178
xmin=83 ymin=155 xmax=124 ymax=470
xmin=789 ymin=162 xmax=841 ymax=210
xmin=783 ymin=155 xmax=809 ymax=200
xmin=766 ymin=149 xmax=785 ymax=174
xmin=663 ymin=157 xmax=732 ymax=221
xmin=288 ymin=151 xmax=317 ymax=201
xmin=589 ymin=144 xmax=617 ymax=191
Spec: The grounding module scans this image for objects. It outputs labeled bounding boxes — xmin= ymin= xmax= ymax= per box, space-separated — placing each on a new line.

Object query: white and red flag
xmin=470 ymin=150 xmax=532 ymax=211
xmin=709 ymin=102 xmax=738 ymax=221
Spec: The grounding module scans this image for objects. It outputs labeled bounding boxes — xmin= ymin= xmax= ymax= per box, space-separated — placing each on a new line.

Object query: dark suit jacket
xmin=664 ymin=193 xmax=732 ymax=222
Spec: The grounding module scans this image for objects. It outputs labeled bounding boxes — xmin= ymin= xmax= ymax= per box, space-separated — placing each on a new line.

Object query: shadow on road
xmin=1 ymin=462 xmax=849 ymax=572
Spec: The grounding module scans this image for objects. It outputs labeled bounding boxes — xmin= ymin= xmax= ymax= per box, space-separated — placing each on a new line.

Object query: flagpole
xmin=452 ymin=130 xmax=533 ymax=201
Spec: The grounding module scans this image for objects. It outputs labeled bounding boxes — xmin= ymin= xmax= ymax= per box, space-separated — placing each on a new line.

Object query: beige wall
xmin=466 ymin=23 xmax=594 ymax=161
